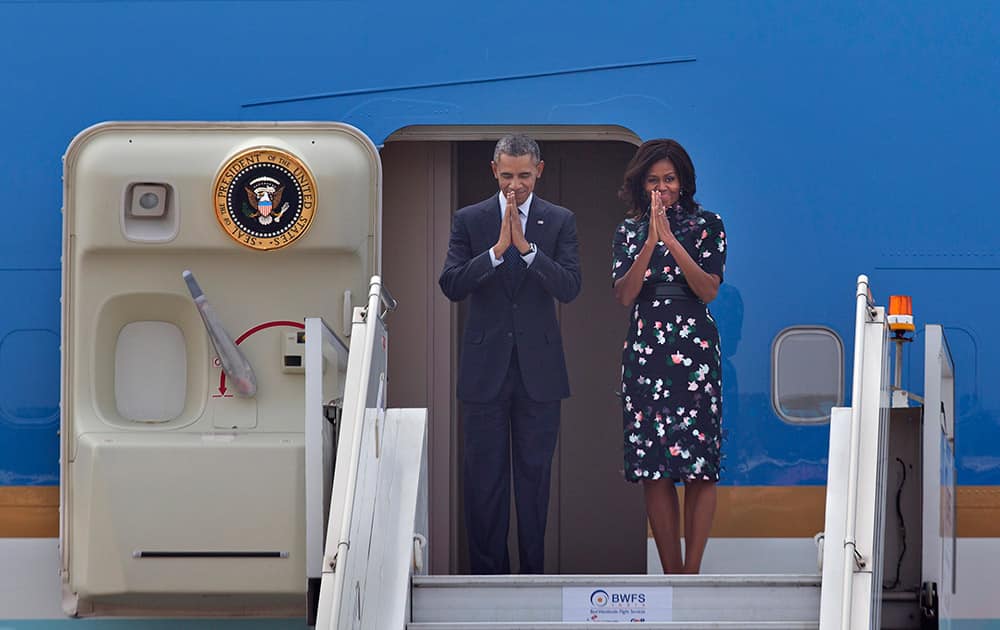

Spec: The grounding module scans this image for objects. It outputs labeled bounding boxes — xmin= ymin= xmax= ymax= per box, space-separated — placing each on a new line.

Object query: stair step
xmin=411 ymin=574 xmax=821 ymax=625
xmin=408 ymin=623 xmax=819 ymax=630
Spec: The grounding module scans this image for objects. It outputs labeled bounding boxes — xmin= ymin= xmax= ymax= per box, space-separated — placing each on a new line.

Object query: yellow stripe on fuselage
xmin=645 ymin=486 xmax=826 ymax=538
xmin=645 ymin=485 xmax=1000 ymax=538
xmin=2 ymin=485 xmax=1000 ymax=539
xmin=953 ymin=485 xmax=1000 ymax=538
xmin=0 ymin=486 xmax=58 ymax=537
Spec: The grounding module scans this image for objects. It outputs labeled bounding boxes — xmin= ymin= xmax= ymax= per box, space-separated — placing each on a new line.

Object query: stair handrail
xmin=305 ymin=314 xmax=350 ymax=620
xmin=839 ymin=274 xmax=875 ymax=629
xmin=316 ymin=275 xmax=392 ymax=630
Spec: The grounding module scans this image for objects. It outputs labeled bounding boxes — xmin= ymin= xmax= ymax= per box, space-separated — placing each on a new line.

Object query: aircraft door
xmin=60 ymin=122 xmax=379 ymax=616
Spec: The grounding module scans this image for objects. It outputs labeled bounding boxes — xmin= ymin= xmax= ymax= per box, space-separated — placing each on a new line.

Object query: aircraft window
xmin=0 ymin=329 xmax=59 ymax=426
xmin=115 ymin=321 xmax=186 ymax=422
xmin=771 ymin=326 xmax=844 ymax=424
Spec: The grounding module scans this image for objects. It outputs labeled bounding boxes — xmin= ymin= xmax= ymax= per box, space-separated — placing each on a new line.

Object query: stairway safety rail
xmin=922 ymin=324 xmax=957 ymax=623
xmin=305 ymin=311 xmax=351 ymax=620
xmin=312 ymin=276 xmax=429 ymax=630
xmin=819 ymin=275 xmax=891 ymax=630
xmin=317 ymin=276 xmax=391 ymax=628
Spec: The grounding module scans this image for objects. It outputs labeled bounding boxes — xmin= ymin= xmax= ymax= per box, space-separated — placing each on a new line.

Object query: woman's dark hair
xmin=618 ymin=139 xmax=697 ymax=218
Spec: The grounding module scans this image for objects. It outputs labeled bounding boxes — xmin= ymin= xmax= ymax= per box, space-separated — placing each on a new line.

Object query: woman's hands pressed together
xmin=646 ymin=187 xmax=677 ymax=250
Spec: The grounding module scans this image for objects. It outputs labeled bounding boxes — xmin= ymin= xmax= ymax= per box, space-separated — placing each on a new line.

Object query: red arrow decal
xmin=217 ymin=320 xmax=305 ymax=396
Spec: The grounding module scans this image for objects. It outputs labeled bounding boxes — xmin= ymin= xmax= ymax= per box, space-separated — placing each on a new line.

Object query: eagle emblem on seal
xmin=213 ymin=146 xmax=318 ymax=251
xmin=244 ymin=176 xmax=290 ymax=226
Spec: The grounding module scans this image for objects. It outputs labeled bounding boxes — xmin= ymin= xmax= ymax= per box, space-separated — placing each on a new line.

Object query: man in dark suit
xmin=439 ymin=134 xmax=581 ymax=574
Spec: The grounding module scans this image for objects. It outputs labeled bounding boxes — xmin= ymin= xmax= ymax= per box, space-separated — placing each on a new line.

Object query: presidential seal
xmin=213 ymin=147 xmax=317 ymax=251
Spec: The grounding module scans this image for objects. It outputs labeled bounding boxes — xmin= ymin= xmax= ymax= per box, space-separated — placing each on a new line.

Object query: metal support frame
xmin=820 ymin=275 xmax=891 ymax=630
xmin=315 ymin=276 xmax=394 ymax=630
xmin=922 ymin=324 xmax=956 ymax=623
xmin=305 ymin=318 xmax=350 ymax=579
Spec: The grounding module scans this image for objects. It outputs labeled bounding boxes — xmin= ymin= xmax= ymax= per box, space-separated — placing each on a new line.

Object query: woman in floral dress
xmin=611 ymin=139 xmax=727 ymax=574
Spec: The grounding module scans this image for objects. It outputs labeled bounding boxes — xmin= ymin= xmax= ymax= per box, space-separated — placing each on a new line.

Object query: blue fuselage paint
xmin=1 ymin=0 xmax=998 ymax=491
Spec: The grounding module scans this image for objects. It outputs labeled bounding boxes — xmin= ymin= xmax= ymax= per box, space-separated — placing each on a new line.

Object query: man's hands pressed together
xmin=509 ymin=190 xmax=531 ymax=255
xmin=491 ymin=192 xmax=512 ymax=259
xmin=493 ymin=190 xmax=532 ymax=258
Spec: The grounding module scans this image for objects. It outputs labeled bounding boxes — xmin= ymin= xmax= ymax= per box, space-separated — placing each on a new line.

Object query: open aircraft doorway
xmin=379 ymin=126 xmax=647 ymax=575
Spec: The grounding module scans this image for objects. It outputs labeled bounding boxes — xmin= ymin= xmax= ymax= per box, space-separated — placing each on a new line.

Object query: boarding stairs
xmin=315 ymin=274 xmax=954 ymax=630
xmin=407 ymin=574 xmax=821 ymax=629
xmin=56 ymin=124 xmax=950 ymax=628
xmin=308 ymin=277 xmax=819 ymax=629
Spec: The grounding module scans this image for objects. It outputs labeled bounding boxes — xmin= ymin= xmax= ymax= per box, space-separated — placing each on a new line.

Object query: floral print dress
xmin=612 ymin=204 xmax=727 ymax=483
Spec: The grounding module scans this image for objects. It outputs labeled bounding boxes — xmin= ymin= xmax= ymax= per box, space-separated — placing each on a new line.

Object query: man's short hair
xmin=493 ymin=134 xmax=541 ymax=164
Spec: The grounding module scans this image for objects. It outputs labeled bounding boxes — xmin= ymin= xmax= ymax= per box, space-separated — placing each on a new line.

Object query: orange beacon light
xmin=887 ymin=295 xmax=915 ymax=333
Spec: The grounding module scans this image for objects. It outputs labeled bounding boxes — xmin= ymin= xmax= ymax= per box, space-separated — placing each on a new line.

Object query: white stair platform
xmin=409 ymin=624 xmax=818 ymax=629
xmin=410 ymin=574 xmax=820 ymax=628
